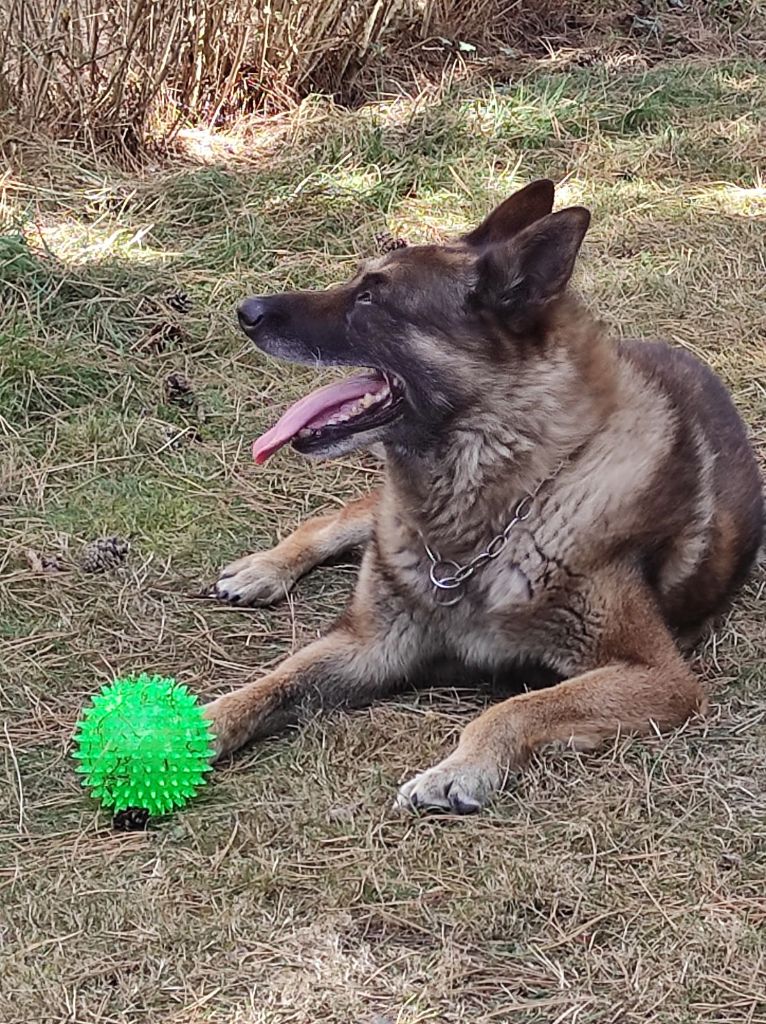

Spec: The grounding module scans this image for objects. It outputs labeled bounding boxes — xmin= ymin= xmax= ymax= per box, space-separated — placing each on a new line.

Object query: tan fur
xmin=210 ymin=182 xmax=763 ymax=813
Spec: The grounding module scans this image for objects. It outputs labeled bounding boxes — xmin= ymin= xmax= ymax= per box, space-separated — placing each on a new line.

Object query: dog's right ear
xmin=471 ymin=206 xmax=591 ymax=330
xmin=463 ymin=180 xmax=555 ymax=248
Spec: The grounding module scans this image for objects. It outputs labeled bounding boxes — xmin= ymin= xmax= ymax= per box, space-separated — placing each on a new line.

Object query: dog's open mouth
xmin=252 ymin=370 xmax=402 ymax=463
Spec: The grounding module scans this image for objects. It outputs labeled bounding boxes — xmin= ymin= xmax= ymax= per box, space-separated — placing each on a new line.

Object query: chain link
xmin=421 ymin=461 xmax=565 ymax=606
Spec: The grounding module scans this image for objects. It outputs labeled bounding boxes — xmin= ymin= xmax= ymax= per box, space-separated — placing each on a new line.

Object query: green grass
xmin=1 ymin=59 xmax=765 ymax=1023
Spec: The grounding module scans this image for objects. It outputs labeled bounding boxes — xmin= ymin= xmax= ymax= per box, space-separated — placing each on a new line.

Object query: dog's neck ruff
xmin=420 ymin=458 xmax=567 ymax=606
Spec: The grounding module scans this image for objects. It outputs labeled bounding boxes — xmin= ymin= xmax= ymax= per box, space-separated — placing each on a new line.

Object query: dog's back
xmin=617 ymin=339 xmax=763 ymax=640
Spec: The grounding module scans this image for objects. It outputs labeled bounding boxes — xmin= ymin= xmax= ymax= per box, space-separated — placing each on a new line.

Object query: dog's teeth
xmin=304 ymin=386 xmax=390 ymax=436
xmin=357 ymin=390 xmax=386 ymax=411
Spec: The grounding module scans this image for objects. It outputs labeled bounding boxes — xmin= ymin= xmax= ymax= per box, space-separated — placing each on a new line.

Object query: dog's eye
xmin=356 ymin=291 xmax=373 ymax=305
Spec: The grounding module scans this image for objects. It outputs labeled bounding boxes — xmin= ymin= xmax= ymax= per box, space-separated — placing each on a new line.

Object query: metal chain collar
xmin=421 ymin=462 xmax=565 ymax=607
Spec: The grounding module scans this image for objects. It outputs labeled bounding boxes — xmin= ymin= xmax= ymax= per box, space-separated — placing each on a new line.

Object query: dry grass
xmin=1 ymin=57 xmax=765 ymax=1023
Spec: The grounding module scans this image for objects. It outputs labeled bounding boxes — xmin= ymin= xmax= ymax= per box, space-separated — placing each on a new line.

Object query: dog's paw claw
xmin=395 ymin=756 xmax=500 ymax=815
xmin=214 ymin=553 xmax=293 ymax=606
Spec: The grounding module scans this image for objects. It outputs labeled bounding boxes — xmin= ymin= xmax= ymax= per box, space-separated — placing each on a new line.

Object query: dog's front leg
xmin=205 ymin=604 xmax=421 ymax=759
xmin=397 ymin=576 xmax=706 ymax=814
xmin=215 ymin=490 xmax=379 ymax=606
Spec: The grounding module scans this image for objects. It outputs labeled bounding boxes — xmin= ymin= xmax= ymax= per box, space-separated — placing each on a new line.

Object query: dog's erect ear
xmin=463 ymin=180 xmax=555 ymax=248
xmin=472 ymin=207 xmax=590 ymax=326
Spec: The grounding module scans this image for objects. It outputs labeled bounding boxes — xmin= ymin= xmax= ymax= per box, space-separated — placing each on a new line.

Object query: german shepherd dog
xmin=206 ymin=180 xmax=763 ymax=813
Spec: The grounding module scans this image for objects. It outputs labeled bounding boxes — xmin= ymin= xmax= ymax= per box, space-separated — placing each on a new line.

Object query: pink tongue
xmin=252 ymin=373 xmax=385 ymax=464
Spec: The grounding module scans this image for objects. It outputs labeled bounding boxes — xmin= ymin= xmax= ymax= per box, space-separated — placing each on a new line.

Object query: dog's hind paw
xmin=395 ymin=755 xmax=501 ymax=815
xmin=214 ymin=552 xmax=295 ymax=606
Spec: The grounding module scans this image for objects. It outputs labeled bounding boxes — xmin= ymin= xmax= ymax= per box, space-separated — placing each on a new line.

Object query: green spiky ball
xmin=73 ymin=674 xmax=215 ymax=816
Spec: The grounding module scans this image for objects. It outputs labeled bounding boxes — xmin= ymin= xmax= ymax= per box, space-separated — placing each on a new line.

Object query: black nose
xmin=237 ymin=297 xmax=267 ymax=330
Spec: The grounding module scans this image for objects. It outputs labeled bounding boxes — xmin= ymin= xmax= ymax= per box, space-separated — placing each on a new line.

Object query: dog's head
xmin=240 ymin=180 xmax=590 ymax=463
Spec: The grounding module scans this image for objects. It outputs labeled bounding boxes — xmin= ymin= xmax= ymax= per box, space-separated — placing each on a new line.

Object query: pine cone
xmin=113 ymin=807 xmax=150 ymax=831
xmin=374 ymin=230 xmax=408 ymax=254
xmin=79 ymin=536 xmax=130 ymax=573
xmin=164 ymin=371 xmax=194 ymax=405
xmin=165 ymin=290 xmax=191 ymax=314
xmin=144 ymin=322 xmax=186 ymax=354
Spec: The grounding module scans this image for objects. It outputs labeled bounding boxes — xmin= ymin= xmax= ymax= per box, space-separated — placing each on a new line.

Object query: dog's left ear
xmin=471 ymin=207 xmax=590 ymax=327
xmin=463 ymin=180 xmax=555 ymax=247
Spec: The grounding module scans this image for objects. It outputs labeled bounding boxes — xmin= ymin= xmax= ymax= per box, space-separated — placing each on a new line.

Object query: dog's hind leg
xmin=396 ymin=576 xmax=706 ymax=814
xmin=214 ymin=490 xmax=379 ymax=606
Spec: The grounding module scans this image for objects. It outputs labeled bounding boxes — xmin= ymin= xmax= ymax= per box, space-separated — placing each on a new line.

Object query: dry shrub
xmin=0 ymin=0 xmax=416 ymax=150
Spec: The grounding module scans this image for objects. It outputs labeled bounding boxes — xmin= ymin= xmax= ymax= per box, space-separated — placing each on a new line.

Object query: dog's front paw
xmin=395 ymin=754 xmax=501 ymax=815
xmin=214 ymin=552 xmax=295 ymax=606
